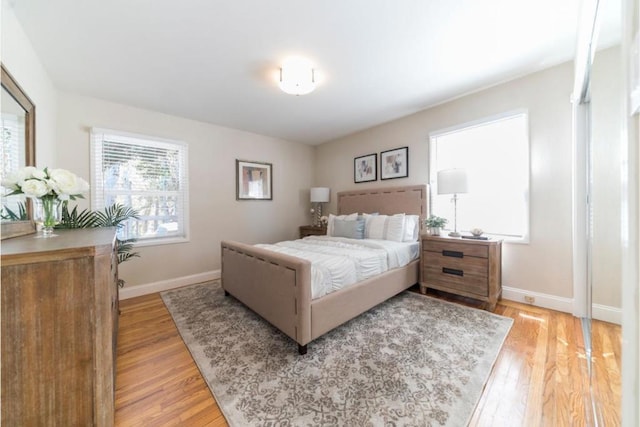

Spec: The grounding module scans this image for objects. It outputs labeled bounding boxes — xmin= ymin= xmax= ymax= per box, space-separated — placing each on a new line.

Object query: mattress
xmin=255 ymin=236 xmax=419 ymax=299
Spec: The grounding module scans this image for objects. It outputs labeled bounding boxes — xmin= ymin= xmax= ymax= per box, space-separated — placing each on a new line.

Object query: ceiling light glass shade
xmin=437 ymin=168 xmax=468 ymax=194
xmin=310 ymin=187 xmax=330 ymax=202
xmin=279 ymin=56 xmax=316 ymax=95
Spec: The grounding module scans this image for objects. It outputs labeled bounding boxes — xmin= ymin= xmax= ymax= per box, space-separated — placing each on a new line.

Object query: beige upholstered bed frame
xmin=220 ymin=185 xmax=427 ymax=354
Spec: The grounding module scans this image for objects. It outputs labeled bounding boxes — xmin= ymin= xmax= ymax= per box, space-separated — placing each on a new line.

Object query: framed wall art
xmin=380 ymin=146 xmax=408 ymax=180
xmin=236 ymin=159 xmax=273 ymax=200
xmin=354 ymin=153 xmax=377 ymax=183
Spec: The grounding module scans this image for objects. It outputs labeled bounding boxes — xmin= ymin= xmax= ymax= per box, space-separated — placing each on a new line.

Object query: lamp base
xmin=448 ymin=231 xmax=462 ymax=237
xmin=312 ymin=203 xmax=323 ymax=227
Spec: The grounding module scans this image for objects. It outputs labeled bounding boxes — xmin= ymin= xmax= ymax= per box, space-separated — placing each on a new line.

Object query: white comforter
xmin=255 ymin=236 xmax=419 ymax=300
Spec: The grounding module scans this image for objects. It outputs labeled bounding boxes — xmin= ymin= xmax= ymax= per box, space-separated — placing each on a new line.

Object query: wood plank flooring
xmin=114 ymin=287 xmax=621 ymax=426
xmin=114 ymin=294 xmax=225 ymax=426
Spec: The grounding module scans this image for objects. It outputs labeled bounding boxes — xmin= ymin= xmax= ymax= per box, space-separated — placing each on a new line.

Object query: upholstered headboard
xmin=337 ymin=185 xmax=428 ymax=218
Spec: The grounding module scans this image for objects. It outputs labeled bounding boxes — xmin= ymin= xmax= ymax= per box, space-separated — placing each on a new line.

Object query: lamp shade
xmin=437 ymin=169 xmax=468 ymax=195
xmin=310 ymin=187 xmax=330 ymax=203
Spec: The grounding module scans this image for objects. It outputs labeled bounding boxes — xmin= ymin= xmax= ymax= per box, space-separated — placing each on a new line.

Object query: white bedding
xmin=255 ymin=236 xmax=419 ymax=299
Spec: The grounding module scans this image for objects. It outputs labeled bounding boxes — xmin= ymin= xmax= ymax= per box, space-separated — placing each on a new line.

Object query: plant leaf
xmin=57 ymin=202 xmax=99 ymax=228
xmin=94 ymin=204 xmax=139 ymax=228
xmin=56 ymin=202 xmax=140 ymax=270
xmin=1 ymin=202 xmax=28 ymax=220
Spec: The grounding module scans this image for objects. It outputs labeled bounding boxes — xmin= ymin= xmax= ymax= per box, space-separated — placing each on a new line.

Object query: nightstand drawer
xmin=422 ymin=251 xmax=488 ymax=275
xmin=299 ymin=225 xmax=327 ymax=238
xmin=423 ymin=267 xmax=489 ymax=297
xmin=422 ymin=252 xmax=488 ymax=296
xmin=422 ymin=240 xmax=488 ymax=258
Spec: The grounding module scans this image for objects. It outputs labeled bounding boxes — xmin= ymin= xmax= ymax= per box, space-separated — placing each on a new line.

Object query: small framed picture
xmin=236 ymin=160 xmax=272 ymax=200
xmin=380 ymin=147 xmax=408 ymax=180
xmin=354 ymin=153 xmax=377 ymax=183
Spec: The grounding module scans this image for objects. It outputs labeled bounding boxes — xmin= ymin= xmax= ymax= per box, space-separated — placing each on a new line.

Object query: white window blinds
xmin=90 ymin=128 xmax=189 ymax=244
xmin=1 ymin=112 xmax=25 ymax=176
xmin=1 ymin=112 xmax=27 ymax=218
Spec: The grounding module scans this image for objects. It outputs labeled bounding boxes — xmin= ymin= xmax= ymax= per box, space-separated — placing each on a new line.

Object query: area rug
xmin=161 ymin=281 xmax=513 ymax=426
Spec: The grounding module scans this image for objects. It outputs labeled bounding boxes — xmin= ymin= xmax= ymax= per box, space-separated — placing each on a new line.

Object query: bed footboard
xmin=220 ymin=241 xmax=312 ymax=349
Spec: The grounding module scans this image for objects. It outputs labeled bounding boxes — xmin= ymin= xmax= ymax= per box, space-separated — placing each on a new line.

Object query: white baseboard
xmin=118 ymin=275 xmax=622 ymax=325
xmin=502 ymin=286 xmax=621 ymax=325
xmin=502 ymin=286 xmax=574 ymax=313
xmin=119 ymin=270 xmax=221 ymax=300
xmin=592 ymin=303 xmax=622 ymax=325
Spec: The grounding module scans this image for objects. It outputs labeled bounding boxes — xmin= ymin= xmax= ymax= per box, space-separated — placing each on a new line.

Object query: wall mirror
xmin=1 ymin=63 xmax=36 ymax=239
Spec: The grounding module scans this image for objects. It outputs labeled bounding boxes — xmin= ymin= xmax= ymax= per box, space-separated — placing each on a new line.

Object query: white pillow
xmin=327 ymin=213 xmax=358 ymax=236
xmin=366 ymin=213 xmax=406 ymax=242
xmin=360 ymin=212 xmax=378 ymax=231
xmin=403 ymin=215 xmax=420 ymax=242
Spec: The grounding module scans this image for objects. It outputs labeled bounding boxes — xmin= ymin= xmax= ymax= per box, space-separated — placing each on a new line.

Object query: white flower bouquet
xmin=2 ymin=166 xmax=89 ymax=201
xmin=2 ymin=166 xmax=90 ymax=236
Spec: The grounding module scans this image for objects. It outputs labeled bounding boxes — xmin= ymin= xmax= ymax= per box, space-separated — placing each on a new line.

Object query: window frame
xmin=90 ymin=128 xmax=190 ymax=247
xmin=428 ymin=110 xmax=530 ymax=243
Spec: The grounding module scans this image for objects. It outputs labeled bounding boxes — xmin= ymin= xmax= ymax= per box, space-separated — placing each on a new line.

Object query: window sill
xmin=132 ymin=236 xmax=189 ymax=248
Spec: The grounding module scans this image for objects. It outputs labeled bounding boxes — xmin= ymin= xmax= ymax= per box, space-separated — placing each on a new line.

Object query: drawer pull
xmin=442 ymin=250 xmax=463 ymax=258
xmin=442 ymin=267 xmax=464 ymax=277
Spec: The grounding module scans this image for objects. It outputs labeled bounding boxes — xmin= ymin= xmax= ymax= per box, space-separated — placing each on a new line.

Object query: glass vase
xmin=34 ymin=197 xmax=62 ymax=237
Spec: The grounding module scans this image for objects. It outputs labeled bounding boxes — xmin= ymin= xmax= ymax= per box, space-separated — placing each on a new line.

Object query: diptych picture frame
xmin=354 ymin=153 xmax=377 ymax=183
xmin=380 ymin=147 xmax=408 ymax=180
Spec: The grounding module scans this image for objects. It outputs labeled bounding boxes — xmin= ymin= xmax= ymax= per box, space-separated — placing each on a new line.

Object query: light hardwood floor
xmin=114 ymin=287 xmax=621 ymax=426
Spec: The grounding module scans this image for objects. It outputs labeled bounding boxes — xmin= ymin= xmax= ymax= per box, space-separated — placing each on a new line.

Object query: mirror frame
xmin=1 ymin=63 xmax=36 ymax=239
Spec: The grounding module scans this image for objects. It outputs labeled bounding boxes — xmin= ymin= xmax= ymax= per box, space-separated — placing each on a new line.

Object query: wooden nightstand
xmin=299 ymin=225 xmax=327 ymax=238
xmin=420 ymin=234 xmax=502 ymax=311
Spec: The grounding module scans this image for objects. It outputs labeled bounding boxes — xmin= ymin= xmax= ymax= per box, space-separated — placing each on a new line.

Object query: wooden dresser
xmin=420 ymin=234 xmax=502 ymax=310
xmin=1 ymin=228 xmax=119 ymax=426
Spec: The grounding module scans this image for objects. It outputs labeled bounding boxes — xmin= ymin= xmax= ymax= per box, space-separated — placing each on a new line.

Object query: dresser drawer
xmin=422 ymin=240 xmax=488 ymax=258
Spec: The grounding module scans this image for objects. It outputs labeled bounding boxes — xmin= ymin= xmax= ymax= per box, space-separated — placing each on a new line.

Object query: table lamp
xmin=310 ymin=187 xmax=330 ymax=226
xmin=437 ymin=169 xmax=468 ymax=237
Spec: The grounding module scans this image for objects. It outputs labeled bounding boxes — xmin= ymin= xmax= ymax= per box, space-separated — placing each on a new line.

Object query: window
xmin=90 ymin=128 xmax=189 ymax=245
xmin=429 ymin=112 xmax=529 ymax=242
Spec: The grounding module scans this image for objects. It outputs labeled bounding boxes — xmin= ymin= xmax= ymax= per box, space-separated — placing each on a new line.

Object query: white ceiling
xmin=11 ymin=0 xmax=621 ymax=145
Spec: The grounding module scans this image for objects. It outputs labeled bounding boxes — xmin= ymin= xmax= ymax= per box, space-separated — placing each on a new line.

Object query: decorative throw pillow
xmin=332 ymin=218 xmax=366 ymax=239
xmin=359 ymin=212 xmax=378 ymax=232
xmin=327 ymin=213 xmax=358 ymax=236
xmin=366 ymin=213 xmax=406 ymax=242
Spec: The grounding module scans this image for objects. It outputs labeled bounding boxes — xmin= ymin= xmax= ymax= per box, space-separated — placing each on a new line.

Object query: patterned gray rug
xmin=161 ymin=281 xmax=513 ymax=427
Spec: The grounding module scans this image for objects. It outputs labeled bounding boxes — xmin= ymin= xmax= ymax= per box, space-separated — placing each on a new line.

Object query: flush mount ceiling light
xmin=279 ymin=56 xmax=316 ymax=96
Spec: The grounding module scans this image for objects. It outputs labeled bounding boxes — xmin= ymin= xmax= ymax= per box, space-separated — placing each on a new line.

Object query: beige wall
xmin=4 ymin=0 xmax=316 ymax=289
xmin=317 ymin=61 xmax=576 ymax=298
xmin=56 ymin=93 xmax=315 ymax=287
xmin=1 ymin=2 xmax=58 ymax=166
xmin=3 ymin=2 xmax=315 ymax=288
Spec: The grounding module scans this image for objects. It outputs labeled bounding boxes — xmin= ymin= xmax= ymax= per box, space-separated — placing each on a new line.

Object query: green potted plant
xmin=57 ymin=202 xmax=140 ymax=286
xmin=424 ymin=215 xmax=448 ymax=236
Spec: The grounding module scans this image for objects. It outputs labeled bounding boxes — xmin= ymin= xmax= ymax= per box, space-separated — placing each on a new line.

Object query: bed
xmin=220 ymin=185 xmax=427 ymax=354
